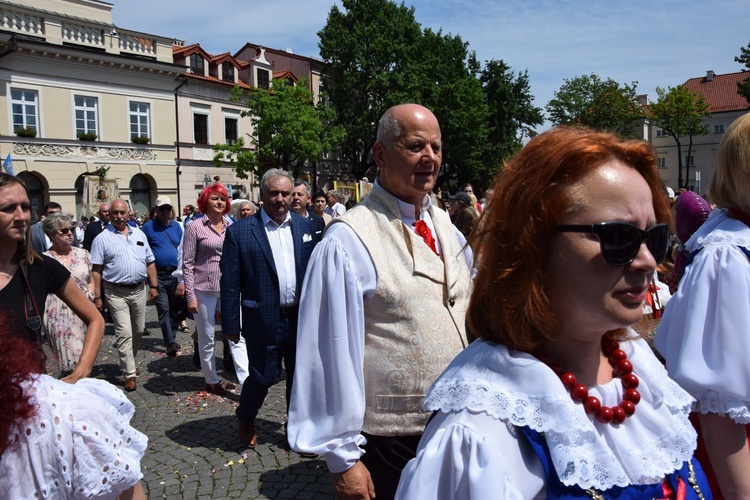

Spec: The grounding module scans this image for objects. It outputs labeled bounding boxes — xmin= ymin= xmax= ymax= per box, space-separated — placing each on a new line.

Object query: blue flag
xmin=2 ymin=153 xmax=13 ymax=176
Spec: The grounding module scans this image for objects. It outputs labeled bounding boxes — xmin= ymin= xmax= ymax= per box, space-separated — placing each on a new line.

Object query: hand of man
xmin=187 ymin=300 xmax=199 ymax=315
xmin=175 ymin=283 xmax=185 ymax=298
xmin=148 ymin=287 xmax=158 ymax=302
xmin=224 ymin=333 xmax=240 ymax=344
xmin=331 ymin=461 xmax=376 ymax=499
xmin=94 ymin=297 xmax=103 ymax=311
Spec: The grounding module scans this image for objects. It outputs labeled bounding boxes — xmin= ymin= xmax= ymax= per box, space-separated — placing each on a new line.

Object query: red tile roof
xmin=184 ymin=72 xmax=251 ymax=89
xmin=683 ymin=71 xmax=750 ymax=113
xmin=273 ymin=69 xmax=297 ymax=82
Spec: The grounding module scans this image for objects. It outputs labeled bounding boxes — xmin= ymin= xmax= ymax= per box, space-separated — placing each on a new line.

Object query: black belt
xmin=156 ymin=266 xmax=177 ymax=273
xmin=107 ymin=281 xmax=143 ymax=289
xmin=279 ymin=305 xmax=298 ymax=316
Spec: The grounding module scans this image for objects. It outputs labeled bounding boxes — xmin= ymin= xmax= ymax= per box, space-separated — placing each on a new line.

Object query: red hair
xmin=0 ymin=312 xmax=44 ymax=454
xmin=196 ymin=183 xmax=231 ymax=215
xmin=468 ymin=127 xmax=672 ymax=351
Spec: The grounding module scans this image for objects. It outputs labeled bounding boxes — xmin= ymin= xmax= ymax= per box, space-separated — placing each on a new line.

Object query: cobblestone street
xmin=91 ymin=304 xmax=334 ymax=499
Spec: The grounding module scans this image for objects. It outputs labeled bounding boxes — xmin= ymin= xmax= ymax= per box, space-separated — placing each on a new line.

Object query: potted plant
xmin=131 ymin=135 xmax=150 ymax=145
xmin=14 ymin=127 xmax=37 ymax=138
xmin=77 ymin=132 xmax=98 ymax=141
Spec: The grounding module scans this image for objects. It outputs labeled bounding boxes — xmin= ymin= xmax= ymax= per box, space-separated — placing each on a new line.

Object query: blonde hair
xmin=710 ymin=113 xmax=750 ymax=213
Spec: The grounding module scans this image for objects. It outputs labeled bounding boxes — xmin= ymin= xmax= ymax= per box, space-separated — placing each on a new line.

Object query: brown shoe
xmin=238 ymin=419 xmax=258 ymax=448
xmin=124 ymin=377 xmax=137 ymax=391
xmin=204 ymin=382 xmax=226 ymax=396
xmin=166 ymin=343 xmax=179 ymax=357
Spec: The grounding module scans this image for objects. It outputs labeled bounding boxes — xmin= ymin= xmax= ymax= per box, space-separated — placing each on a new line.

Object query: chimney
xmin=706 ymin=70 xmax=715 ymax=82
xmin=637 ymin=94 xmax=648 ymax=106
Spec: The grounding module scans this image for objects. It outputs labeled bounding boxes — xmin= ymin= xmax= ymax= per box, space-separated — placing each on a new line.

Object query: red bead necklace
xmin=539 ymin=337 xmax=641 ymax=425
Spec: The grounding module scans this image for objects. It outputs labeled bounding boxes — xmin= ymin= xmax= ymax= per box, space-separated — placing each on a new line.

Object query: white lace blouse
xmin=0 ymin=375 xmax=148 ymax=499
xmin=656 ymin=209 xmax=750 ymax=424
xmin=396 ymin=337 xmax=697 ymax=499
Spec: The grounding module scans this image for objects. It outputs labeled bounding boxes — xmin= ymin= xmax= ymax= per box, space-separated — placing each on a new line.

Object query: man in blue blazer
xmin=220 ymin=168 xmax=318 ymax=449
xmin=291 ymin=179 xmax=325 ymax=243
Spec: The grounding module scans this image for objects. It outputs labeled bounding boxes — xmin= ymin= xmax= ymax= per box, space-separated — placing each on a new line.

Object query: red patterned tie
xmin=414 ymin=220 xmax=438 ymax=255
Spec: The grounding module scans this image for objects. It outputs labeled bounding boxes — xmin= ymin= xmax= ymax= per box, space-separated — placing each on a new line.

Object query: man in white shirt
xmin=288 ymin=104 xmax=473 ymax=499
xmin=220 ymin=169 xmax=318 ymax=450
xmin=324 ymin=190 xmax=347 ymax=218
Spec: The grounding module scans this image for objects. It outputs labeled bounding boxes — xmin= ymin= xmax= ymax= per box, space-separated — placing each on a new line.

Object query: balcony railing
xmin=0 ymin=7 xmax=44 ymax=35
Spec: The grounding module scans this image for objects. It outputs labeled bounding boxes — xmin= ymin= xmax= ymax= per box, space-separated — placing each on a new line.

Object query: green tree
xmin=648 ymin=85 xmax=711 ymax=189
xmin=735 ymin=41 xmax=750 ymax=105
xmin=411 ymin=29 xmax=490 ymax=190
xmin=318 ymin=0 xmax=422 ymax=178
xmin=214 ymin=78 xmax=344 ymax=179
xmin=480 ymin=59 xmax=544 ymax=171
xmin=546 ymin=74 xmax=644 ymax=137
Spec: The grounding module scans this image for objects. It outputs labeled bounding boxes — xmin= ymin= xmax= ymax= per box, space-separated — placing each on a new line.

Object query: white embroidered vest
xmin=334 ymin=185 xmax=471 ymax=436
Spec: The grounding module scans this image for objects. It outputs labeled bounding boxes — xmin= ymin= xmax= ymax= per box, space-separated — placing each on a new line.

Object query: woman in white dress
xmin=656 ymin=113 xmax=750 ymax=499
xmin=396 ymin=127 xmax=711 ymax=499
xmin=0 ymin=314 xmax=147 ymax=499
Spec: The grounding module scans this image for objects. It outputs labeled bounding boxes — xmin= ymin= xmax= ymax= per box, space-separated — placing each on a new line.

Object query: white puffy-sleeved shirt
xmin=0 ymin=375 xmax=148 ymax=499
xmin=656 ymin=208 xmax=750 ymax=424
xmin=395 ymin=337 xmax=697 ymax=499
xmin=287 ymin=187 xmax=473 ymax=474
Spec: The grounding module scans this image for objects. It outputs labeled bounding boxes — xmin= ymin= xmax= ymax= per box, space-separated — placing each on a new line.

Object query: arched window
xmin=17 ymin=172 xmax=44 ymax=221
xmin=129 ymin=174 xmax=151 ymax=217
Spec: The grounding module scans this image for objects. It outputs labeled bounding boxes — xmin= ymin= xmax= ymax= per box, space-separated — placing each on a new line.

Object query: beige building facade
xmin=0 ymin=0 xmax=182 ymax=219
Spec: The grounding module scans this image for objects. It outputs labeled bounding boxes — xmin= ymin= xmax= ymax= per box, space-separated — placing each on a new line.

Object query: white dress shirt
xmin=260 ymin=209 xmax=297 ymax=306
xmin=287 ymin=186 xmax=473 ymax=473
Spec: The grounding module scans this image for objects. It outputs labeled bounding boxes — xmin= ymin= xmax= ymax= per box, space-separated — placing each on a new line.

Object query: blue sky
xmin=111 ymin=0 xmax=749 ymax=129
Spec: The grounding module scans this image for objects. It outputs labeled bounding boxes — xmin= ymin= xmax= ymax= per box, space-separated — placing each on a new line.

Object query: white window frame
xmin=655 ymin=129 xmax=668 ymax=138
xmin=713 ymin=124 xmax=725 ymax=133
xmin=10 ymin=87 xmax=39 ymax=133
xmin=73 ymin=94 xmax=99 ymax=137
xmin=128 ymin=100 xmax=151 ymax=140
xmin=191 ymin=104 xmax=210 ymax=145
xmin=656 ymin=157 xmax=666 ymax=169
xmin=257 ymin=68 xmax=270 ymax=90
xmin=223 ymin=109 xmax=240 ymax=145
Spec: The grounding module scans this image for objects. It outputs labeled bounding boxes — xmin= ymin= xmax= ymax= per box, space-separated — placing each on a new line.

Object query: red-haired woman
xmin=0 ymin=173 xmax=103 ymax=383
xmin=0 ymin=314 xmax=147 ymax=498
xmin=396 ymin=128 xmax=710 ymax=498
xmin=182 ymin=183 xmax=232 ymax=395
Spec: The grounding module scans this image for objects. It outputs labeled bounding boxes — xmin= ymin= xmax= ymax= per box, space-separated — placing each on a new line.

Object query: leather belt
xmin=107 ymin=281 xmax=143 ymax=289
xmin=279 ymin=305 xmax=299 ymax=316
xmin=156 ymin=266 xmax=177 ymax=273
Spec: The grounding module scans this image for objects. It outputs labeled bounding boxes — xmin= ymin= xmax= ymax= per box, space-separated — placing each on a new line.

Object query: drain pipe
xmin=173 ymin=75 xmax=188 ymax=214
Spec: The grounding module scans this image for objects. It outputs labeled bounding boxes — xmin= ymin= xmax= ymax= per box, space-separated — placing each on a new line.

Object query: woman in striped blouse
xmin=183 ymin=183 xmax=233 ymax=395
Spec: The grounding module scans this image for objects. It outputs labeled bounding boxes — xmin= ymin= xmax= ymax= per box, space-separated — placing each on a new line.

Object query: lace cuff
xmin=696 ymin=390 xmax=750 ymax=424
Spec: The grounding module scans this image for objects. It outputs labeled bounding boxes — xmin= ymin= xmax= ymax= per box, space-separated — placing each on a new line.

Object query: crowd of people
xmin=1 ymin=104 xmax=748 ymax=499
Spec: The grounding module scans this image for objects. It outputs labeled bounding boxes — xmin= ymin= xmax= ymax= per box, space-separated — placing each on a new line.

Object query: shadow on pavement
xmin=260 ymin=460 xmax=333 ymax=498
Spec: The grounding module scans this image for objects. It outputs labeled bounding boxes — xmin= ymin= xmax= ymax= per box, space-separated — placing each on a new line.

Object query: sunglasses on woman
xmin=56 ymin=227 xmax=72 ymax=235
xmin=557 ymin=222 xmax=671 ymax=266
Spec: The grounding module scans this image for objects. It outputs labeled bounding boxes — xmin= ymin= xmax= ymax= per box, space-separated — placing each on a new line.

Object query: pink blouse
xmin=182 ymin=215 xmax=232 ymax=303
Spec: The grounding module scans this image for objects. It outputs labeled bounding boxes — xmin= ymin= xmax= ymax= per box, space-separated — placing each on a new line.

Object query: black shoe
xmin=143 ymin=328 xmax=151 ymax=336
xmin=166 ymin=343 xmax=180 ymax=357
xmin=192 ymin=340 xmax=200 ymax=369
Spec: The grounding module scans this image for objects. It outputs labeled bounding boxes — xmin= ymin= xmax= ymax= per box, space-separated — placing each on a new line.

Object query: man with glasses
xmin=83 ymin=203 xmax=110 ymax=252
xmin=142 ymin=196 xmax=184 ymax=357
xmin=91 ymin=199 xmax=158 ymax=391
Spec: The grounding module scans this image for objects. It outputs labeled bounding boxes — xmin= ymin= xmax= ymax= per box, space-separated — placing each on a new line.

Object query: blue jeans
xmin=154 ymin=268 xmax=178 ymax=347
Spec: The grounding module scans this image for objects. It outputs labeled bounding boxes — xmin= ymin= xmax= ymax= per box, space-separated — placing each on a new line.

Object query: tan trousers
xmin=104 ymin=282 xmax=146 ymax=378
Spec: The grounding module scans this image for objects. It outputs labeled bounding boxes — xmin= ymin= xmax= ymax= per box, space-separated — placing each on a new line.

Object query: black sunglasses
xmin=56 ymin=227 xmax=72 ymax=235
xmin=557 ymin=222 xmax=671 ymax=266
